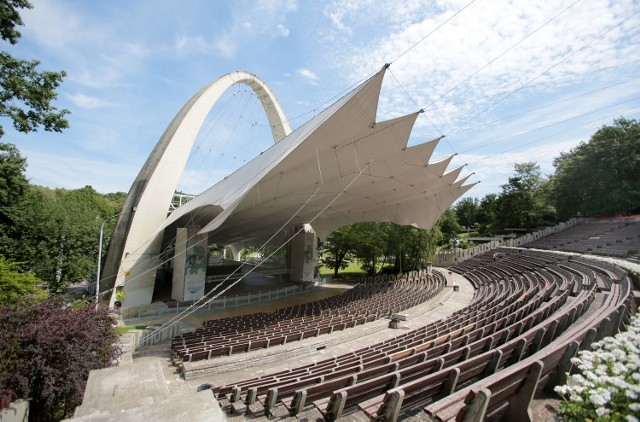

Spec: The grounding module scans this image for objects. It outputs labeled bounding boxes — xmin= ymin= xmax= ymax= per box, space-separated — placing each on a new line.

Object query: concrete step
xmin=67 ymin=358 xmax=224 ymax=421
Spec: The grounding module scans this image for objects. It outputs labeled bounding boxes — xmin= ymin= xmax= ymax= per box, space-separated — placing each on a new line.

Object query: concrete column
xmin=229 ymin=244 xmax=242 ymax=261
xmin=289 ymin=224 xmax=317 ymax=282
xmin=172 ymin=228 xmax=208 ymax=301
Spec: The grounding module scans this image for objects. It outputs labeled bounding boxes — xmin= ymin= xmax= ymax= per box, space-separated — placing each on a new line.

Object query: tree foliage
xmin=436 ymin=208 xmax=463 ymax=246
xmin=0 ymin=0 xmax=31 ymax=45
xmin=320 ymin=221 xmax=441 ymax=276
xmin=0 ymin=0 xmax=69 ymax=138
xmin=551 ymin=118 xmax=640 ymax=218
xmin=0 ymin=142 xmax=26 ymax=206
xmin=454 ymin=197 xmax=479 ymax=229
xmin=4 ymin=185 xmax=122 ymax=293
xmin=0 ymin=257 xmax=46 ymax=306
xmin=0 ymin=145 xmax=124 ymax=294
xmin=349 ymin=222 xmax=386 ymax=275
xmin=452 ymin=118 xmax=638 ymax=232
xmin=476 ymin=193 xmax=499 ymax=234
xmin=319 ymin=225 xmax=356 ymax=276
xmin=382 ymin=223 xmax=440 ymax=272
xmin=0 ymin=299 xmax=120 ymax=421
xmin=494 ymin=162 xmax=555 ymax=231
xmin=0 ymin=52 xmax=69 ymax=137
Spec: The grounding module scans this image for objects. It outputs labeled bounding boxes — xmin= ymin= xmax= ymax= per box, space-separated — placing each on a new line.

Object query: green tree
xmin=495 ymin=162 xmax=555 ymax=231
xmin=552 ymin=118 xmax=640 ymax=218
xmin=383 ymin=223 xmax=439 ymax=272
xmin=0 ymin=143 xmax=28 ymax=261
xmin=0 ymin=0 xmax=32 ymax=44
xmin=476 ymin=193 xmax=499 ymax=234
xmin=436 ymin=208 xmax=463 ymax=246
xmin=0 ymin=257 xmax=46 ymax=306
xmin=0 ymin=142 xmax=26 ymax=206
xmin=0 ymin=0 xmax=69 ymax=138
xmin=7 ymin=185 xmax=121 ymax=293
xmin=350 ymin=222 xmax=386 ymax=275
xmin=319 ymin=225 xmax=355 ymax=276
xmin=454 ymin=197 xmax=479 ymax=229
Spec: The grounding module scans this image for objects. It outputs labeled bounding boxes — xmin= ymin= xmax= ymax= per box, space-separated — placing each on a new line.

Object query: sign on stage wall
xmin=184 ymin=233 xmax=208 ymax=301
xmin=172 ymin=228 xmax=208 ymax=302
xmin=302 ymin=230 xmax=316 ymax=281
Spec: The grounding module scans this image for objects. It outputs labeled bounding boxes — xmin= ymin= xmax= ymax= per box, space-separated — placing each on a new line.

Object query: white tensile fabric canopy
xmin=159 ymin=65 xmax=476 ymax=245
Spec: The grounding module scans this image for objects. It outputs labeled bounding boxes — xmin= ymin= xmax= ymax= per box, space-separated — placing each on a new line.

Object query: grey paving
xmin=68 ymin=357 xmax=225 ymax=421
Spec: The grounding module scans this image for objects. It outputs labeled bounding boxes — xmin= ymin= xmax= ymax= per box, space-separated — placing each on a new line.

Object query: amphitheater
xmin=68 ymin=68 xmax=639 ymax=421
xmin=68 ymin=218 xmax=640 ymax=421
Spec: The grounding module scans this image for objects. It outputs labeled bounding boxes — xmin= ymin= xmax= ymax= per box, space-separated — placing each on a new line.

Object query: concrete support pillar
xmin=172 ymin=228 xmax=208 ymax=301
xmin=289 ymin=224 xmax=317 ymax=282
xmin=229 ymin=244 xmax=242 ymax=261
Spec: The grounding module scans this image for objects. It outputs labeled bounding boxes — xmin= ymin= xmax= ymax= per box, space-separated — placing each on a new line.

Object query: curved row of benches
xmin=425 ymin=252 xmax=632 ymax=420
xmin=171 ymin=270 xmax=446 ymax=362
xmin=523 ymin=219 xmax=640 ymax=258
xmin=209 ymin=248 xmax=632 ymax=421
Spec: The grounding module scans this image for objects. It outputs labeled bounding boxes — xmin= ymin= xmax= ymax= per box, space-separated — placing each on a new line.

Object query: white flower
xmin=554 ymin=385 xmax=569 ymax=395
xmin=569 ymin=393 xmax=583 ymax=402
xmin=554 ymin=310 xmax=640 ymax=419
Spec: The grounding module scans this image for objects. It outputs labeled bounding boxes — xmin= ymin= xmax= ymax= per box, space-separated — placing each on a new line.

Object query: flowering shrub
xmin=555 ymin=312 xmax=640 ymax=421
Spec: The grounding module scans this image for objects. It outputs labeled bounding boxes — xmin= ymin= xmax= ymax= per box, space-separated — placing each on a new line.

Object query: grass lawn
xmin=115 ymin=325 xmax=147 ymax=334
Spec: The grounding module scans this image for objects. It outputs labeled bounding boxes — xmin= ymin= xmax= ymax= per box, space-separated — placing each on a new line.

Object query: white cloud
xmin=328 ymin=0 xmax=640 ymax=121
xmin=174 ymin=33 xmax=216 ymax=55
xmin=66 ymin=92 xmax=114 ymax=109
xmin=21 ymin=2 xmax=152 ymax=90
xmin=277 ymin=24 xmax=290 ymax=37
xmin=22 ymin=0 xmax=84 ymax=51
xmin=297 ymin=68 xmax=319 ymax=84
xmin=20 ymin=148 xmax=138 ymax=194
xmin=207 ymin=0 xmax=298 ymax=57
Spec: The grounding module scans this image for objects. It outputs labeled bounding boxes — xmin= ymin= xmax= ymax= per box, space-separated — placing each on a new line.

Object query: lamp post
xmin=96 ymin=208 xmax=135 ymax=310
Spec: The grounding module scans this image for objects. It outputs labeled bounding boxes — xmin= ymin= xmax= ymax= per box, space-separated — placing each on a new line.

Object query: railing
xmin=121 ymin=282 xmax=314 ymax=319
xmin=205 ymin=267 xmax=291 ymax=283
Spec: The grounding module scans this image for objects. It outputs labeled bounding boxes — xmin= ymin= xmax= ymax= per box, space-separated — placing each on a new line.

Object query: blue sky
xmin=4 ymin=0 xmax=640 ymax=202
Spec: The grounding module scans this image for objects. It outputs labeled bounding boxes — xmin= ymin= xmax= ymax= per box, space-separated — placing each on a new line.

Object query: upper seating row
xmin=524 ymin=219 xmax=640 ymax=258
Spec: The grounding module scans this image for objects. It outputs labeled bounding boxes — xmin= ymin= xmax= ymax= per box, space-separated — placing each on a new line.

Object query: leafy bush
xmin=0 ymin=299 xmax=121 ymax=421
xmin=555 ymin=312 xmax=640 ymax=421
xmin=0 ymin=257 xmax=47 ymax=307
